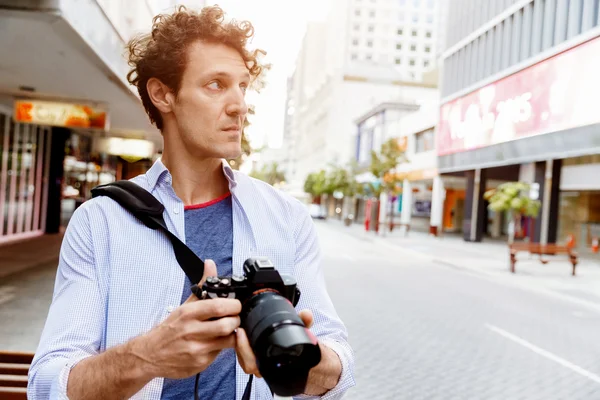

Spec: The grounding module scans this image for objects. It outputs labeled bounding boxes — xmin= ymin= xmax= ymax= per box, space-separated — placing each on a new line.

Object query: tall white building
xmin=345 ymin=0 xmax=441 ymax=81
xmin=282 ymin=0 xmax=444 ymax=193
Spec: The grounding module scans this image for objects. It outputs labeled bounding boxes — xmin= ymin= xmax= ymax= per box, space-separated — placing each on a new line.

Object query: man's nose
xmin=225 ymin=88 xmax=248 ymax=118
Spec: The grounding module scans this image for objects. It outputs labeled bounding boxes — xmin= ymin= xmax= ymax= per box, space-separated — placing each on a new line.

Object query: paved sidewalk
xmin=326 ymin=219 xmax=600 ymax=311
xmin=0 ymin=233 xmax=63 ymax=280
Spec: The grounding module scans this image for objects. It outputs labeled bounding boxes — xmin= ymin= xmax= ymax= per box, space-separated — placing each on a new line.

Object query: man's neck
xmin=161 ymin=151 xmax=230 ymax=207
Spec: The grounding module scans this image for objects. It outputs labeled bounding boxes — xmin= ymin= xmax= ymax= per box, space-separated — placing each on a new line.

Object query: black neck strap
xmin=91 ymin=181 xmax=205 ymax=284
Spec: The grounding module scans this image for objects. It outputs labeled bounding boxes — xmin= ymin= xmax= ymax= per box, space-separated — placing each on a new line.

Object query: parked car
xmin=308 ymin=204 xmax=327 ymax=220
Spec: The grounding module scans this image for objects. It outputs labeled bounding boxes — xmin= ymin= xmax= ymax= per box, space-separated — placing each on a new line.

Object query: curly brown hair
xmin=126 ymin=5 xmax=265 ymax=131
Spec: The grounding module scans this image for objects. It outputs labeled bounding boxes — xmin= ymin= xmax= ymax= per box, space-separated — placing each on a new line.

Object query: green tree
xmin=368 ymin=138 xmax=406 ymax=197
xmin=484 ymin=182 xmax=542 ymax=243
xmin=250 ymin=161 xmax=286 ymax=186
xmin=303 ymin=169 xmax=328 ymax=202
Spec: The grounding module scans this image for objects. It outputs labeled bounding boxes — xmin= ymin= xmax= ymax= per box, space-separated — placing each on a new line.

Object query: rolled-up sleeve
xmin=291 ymin=203 xmax=356 ymax=400
xmin=28 ymin=204 xmax=106 ymax=400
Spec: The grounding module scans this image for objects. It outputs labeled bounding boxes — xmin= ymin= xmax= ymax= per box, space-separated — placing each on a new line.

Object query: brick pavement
xmin=317 ymin=221 xmax=600 ymax=400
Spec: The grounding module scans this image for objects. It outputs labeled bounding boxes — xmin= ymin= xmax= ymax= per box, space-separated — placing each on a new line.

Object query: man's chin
xmin=222 ymin=147 xmax=243 ymax=160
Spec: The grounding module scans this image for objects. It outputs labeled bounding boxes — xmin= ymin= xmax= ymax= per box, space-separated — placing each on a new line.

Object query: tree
xmin=250 ymin=161 xmax=286 ymax=186
xmin=484 ymin=182 xmax=542 ymax=243
xmin=303 ymin=170 xmax=328 ymax=202
xmin=368 ymin=138 xmax=406 ymax=197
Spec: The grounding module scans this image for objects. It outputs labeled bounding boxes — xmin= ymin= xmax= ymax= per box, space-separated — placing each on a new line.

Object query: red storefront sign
xmin=438 ymin=36 xmax=600 ymax=155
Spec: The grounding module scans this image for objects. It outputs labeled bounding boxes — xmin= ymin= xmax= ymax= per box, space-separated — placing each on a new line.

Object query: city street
xmin=2 ymin=222 xmax=600 ymax=399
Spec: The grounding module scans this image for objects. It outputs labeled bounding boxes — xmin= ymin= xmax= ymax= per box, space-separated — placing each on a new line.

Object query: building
xmin=439 ymin=0 xmax=600 ymax=250
xmin=0 ymin=0 xmax=205 ymax=245
xmin=352 ymin=76 xmax=440 ymax=232
xmin=284 ymin=0 xmax=445 ymax=194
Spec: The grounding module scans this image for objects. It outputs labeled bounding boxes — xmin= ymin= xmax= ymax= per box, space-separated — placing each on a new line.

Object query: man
xmin=27 ymin=5 xmax=355 ymax=400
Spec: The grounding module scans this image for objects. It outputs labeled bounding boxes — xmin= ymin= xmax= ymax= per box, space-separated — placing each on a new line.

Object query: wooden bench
xmin=509 ymin=242 xmax=578 ymax=276
xmin=0 ymin=351 xmax=34 ymax=400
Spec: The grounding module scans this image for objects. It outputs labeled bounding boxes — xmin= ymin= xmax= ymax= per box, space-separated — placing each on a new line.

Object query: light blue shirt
xmin=27 ymin=159 xmax=355 ymax=400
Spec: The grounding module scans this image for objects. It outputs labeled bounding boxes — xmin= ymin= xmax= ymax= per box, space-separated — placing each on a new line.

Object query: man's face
xmin=171 ymin=41 xmax=250 ymax=160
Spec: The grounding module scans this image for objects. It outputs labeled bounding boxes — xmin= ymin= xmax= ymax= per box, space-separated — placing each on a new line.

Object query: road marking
xmin=0 ymin=286 xmax=17 ymax=306
xmin=486 ymin=324 xmax=600 ymax=384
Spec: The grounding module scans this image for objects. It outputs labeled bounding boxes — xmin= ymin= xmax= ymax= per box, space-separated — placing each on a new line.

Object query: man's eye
xmin=207 ymin=81 xmax=223 ymax=90
xmin=240 ymin=85 xmax=248 ymax=94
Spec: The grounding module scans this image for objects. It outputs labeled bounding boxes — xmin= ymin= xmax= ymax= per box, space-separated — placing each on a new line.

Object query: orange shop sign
xmin=14 ymin=100 xmax=109 ymax=130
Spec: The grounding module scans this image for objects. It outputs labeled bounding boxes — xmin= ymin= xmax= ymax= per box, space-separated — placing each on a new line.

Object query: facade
xmin=352 ymin=85 xmax=441 ymax=233
xmin=283 ymin=0 xmax=445 ymax=194
xmin=439 ymin=0 xmax=600 ymax=250
xmin=0 ymin=0 xmax=200 ymax=245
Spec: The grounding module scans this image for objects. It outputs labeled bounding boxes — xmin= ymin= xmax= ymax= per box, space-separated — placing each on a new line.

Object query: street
xmin=2 ymin=222 xmax=600 ymax=399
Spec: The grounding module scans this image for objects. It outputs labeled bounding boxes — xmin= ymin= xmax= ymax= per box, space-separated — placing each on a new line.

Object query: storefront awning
xmin=0 ymin=1 xmax=160 ymax=144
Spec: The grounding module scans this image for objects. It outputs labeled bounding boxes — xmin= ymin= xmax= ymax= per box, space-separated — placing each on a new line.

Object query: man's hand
xmin=235 ymin=309 xmax=342 ymax=396
xmin=130 ymin=260 xmax=242 ymax=379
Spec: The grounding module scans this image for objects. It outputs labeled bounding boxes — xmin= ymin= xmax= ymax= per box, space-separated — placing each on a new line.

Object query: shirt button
xmin=166 ymin=305 xmax=175 ymax=313
xmin=173 ymin=207 xmax=180 ymax=214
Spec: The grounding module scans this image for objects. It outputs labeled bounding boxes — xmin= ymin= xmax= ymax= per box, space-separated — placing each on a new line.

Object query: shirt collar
xmin=145 ymin=158 xmax=238 ymax=192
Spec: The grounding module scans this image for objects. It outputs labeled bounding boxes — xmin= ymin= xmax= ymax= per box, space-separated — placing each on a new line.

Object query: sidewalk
xmin=328 ymin=219 xmax=600 ymax=312
xmin=0 ymin=233 xmax=63 ymax=280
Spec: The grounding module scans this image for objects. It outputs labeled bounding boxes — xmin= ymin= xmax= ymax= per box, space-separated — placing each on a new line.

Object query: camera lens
xmin=241 ymin=291 xmax=321 ymax=396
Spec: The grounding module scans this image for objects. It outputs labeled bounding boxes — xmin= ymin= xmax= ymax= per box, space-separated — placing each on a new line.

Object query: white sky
xmin=213 ymin=0 xmax=330 ymax=149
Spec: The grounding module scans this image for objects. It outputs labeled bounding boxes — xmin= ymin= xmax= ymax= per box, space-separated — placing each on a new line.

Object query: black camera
xmin=195 ymin=257 xmax=322 ymax=396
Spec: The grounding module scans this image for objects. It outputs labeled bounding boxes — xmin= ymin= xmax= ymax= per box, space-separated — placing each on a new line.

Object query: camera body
xmin=195 ymin=257 xmax=321 ymax=397
xmin=200 ymin=257 xmax=300 ymax=307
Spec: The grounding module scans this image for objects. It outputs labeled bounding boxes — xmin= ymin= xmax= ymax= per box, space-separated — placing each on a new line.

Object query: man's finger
xmin=181 ymin=298 xmax=242 ymax=321
xmin=185 ymin=259 xmax=218 ymax=303
xmin=235 ymin=328 xmax=262 ymax=377
xmin=299 ymin=309 xmax=314 ymax=329
xmin=184 ymin=316 xmax=241 ymax=338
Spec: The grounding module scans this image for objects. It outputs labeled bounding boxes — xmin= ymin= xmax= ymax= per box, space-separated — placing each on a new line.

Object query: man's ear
xmin=147 ymin=78 xmax=175 ymax=114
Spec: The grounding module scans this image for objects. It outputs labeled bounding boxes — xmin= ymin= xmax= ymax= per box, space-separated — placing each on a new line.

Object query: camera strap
xmin=91 ymin=181 xmax=258 ymax=400
xmin=91 ymin=180 xmax=205 ymax=284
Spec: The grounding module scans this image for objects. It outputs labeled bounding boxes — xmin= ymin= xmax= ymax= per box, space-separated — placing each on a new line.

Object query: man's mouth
xmin=223 ymin=125 xmax=240 ymax=133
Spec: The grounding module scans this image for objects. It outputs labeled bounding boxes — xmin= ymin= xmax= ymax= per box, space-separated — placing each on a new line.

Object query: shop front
xmin=0 ymin=107 xmax=52 ymax=244
xmin=558 ymin=155 xmax=600 ymax=255
xmin=437 ymin=34 xmax=600 ymax=243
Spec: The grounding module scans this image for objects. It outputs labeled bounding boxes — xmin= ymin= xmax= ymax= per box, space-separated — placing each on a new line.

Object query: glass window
xmin=413 ymin=0 xmax=419 ymax=6
xmin=397 ymin=28 xmax=404 ymax=35
xmin=355 ymin=9 xmax=361 ymax=16
xmin=425 ymin=31 xmax=432 ymax=38
xmin=367 ymin=40 xmax=373 ymax=47
xmin=366 ymin=54 xmax=373 ymax=60
xmin=415 ymin=128 xmax=434 ymax=152
xmin=427 ymin=0 xmax=434 ymax=8
xmin=410 ymin=44 xmax=416 ymax=51
xmin=395 ymin=58 xmax=402 ymax=64
xmin=425 ymin=45 xmax=431 ymax=52
xmin=412 ymin=14 xmax=418 ymax=22
xmin=368 ymin=25 xmax=375 ymax=32
xmin=396 ymin=43 xmax=402 ymax=49
xmin=412 ymin=29 xmax=418 ymax=36
xmin=354 ymin=24 xmax=360 ymax=31
xmin=353 ymin=38 xmax=359 ymax=46
xmin=426 ymin=14 xmax=434 ymax=23
xmin=409 ymin=59 xmax=416 ymax=65
xmin=369 ymin=10 xmax=376 ymax=17
xmin=424 ymin=60 xmax=430 ymax=67
xmin=351 ymin=53 xmax=358 ymax=60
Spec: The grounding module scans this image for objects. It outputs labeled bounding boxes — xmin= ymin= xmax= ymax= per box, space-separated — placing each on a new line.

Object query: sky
xmin=212 ymin=0 xmax=330 ymax=149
